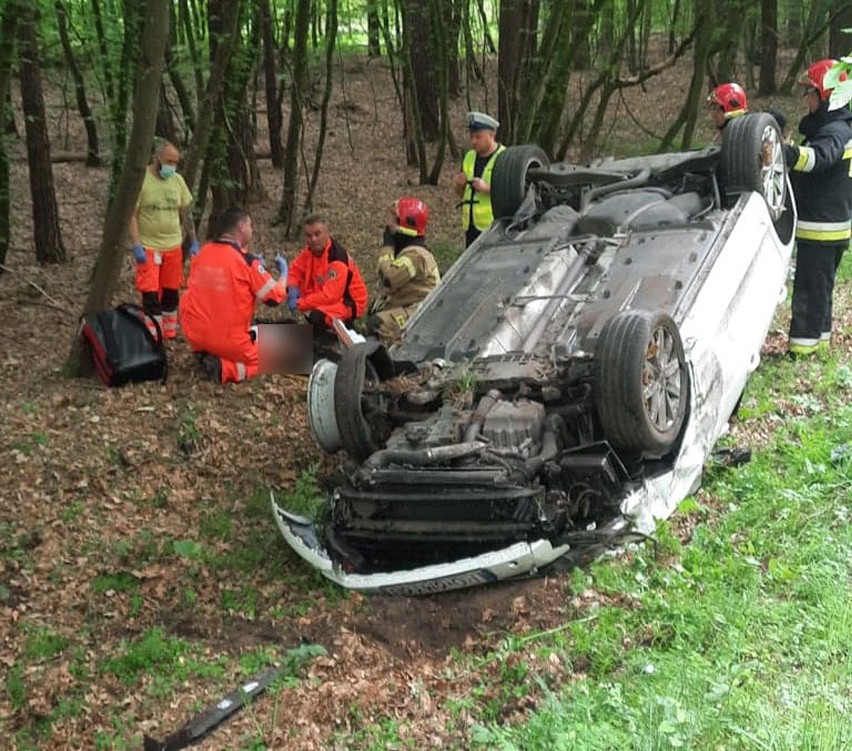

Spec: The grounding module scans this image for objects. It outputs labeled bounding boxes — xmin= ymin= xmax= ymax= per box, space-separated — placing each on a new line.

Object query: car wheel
xmin=720 ymin=112 xmax=786 ymax=222
xmin=334 ymin=342 xmax=392 ymax=462
xmin=594 ymin=310 xmax=688 ymax=455
xmin=491 ymin=144 xmax=550 ymax=219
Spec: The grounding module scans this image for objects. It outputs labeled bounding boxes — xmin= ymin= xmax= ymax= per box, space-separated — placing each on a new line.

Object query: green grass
xmin=462 ymin=369 xmax=852 ymax=749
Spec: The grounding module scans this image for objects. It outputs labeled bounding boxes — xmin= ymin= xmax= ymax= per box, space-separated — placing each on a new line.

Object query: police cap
xmin=466 ymin=111 xmax=499 ymax=131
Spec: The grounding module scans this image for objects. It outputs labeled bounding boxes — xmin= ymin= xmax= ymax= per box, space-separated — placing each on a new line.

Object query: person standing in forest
xmin=783 ymin=59 xmax=852 ymax=356
xmin=454 ymin=112 xmax=506 ymax=248
xmin=128 ymin=140 xmax=198 ymax=339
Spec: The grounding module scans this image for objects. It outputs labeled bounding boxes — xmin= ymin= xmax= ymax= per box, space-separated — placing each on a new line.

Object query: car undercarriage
xmin=274 ymin=113 xmax=796 ymax=594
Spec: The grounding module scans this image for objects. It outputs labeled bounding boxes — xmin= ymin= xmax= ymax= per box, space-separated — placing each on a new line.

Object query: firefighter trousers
xmin=789 ymin=240 xmax=846 ymax=347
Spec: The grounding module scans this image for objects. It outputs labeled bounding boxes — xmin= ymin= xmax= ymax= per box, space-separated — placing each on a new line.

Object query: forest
xmin=1 ymin=1 xmax=851 ymax=750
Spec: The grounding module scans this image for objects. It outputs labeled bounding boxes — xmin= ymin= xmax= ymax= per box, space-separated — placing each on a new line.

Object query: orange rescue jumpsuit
xmin=287 ymin=238 xmax=368 ymax=326
xmin=179 ymin=239 xmax=286 ymax=383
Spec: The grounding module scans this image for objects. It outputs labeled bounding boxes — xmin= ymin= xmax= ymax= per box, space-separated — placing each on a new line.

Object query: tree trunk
xmin=259 ymin=0 xmax=284 ymax=168
xmin=19 ymin=3 xmax=66 ymax=264
xmin=108 ymin=0 xmax=147 ymax=198
xmin=179 ymin=0 xmax=206 ymax=113
xmin=277 ymin=0 xmax=311 ymax=235
xmin=68 ymin=0 xmax=170 ymax=374
xmin=497 ymin=0 xmax=540 ymax=144
xmin=0 ymin=5 xmax=18 ymax=269
xmin=182 ymin=0 xmax=242 ymax=201
xmin=155 ymin=82 xmax=180 ymax=144
xmin=759 ymin=0 xmax=778 ymax=94
xmin=402 ymin=0 xmax=439 ymax=142
xmin=306 ymin=0 xmax=339 ymax=210
xmin=55 ymin=0 xmax=101 ymax=167
xmin=367 ymin=0 xmax=381 ymax=57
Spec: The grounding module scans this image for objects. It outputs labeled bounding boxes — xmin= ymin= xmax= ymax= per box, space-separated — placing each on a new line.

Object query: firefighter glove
xmin=189 ymin=238 xmax=200 ymax=257
xmin=132 ymin=244 xmax=147 ymax=264
xmin=287 ymin=287 xmax=300 ymax=311
xmin=275 ymin=254 xmax=288 ymax=278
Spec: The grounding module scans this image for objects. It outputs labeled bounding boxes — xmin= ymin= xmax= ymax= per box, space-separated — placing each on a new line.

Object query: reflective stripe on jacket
xmin=785 ymin=108 xmax=852 ymax=244
xmin=461 ymin=145 xmax=506 ymax=231
xmin=376 ymin=239 xmax=440 ymax=309
xmin=180 ymin=240 xmax=285 ymax=346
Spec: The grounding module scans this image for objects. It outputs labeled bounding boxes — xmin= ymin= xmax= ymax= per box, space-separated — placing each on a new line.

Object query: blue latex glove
xmin=275 ymin=254 xmax=288 ymax=279
xmin=287 ymin=287 xmax=300 ymax=311
xmin=132 ymin=243 xmax=147 ymax=264
xmin=189 ymin=238 xmax=200 ymax=257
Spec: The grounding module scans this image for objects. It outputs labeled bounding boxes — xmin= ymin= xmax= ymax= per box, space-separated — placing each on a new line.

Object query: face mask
xmin=159 ymin=164 xmax=177 ymax=179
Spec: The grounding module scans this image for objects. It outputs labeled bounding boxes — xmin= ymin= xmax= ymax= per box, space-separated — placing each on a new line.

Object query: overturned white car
xmin=273 ymin=113 xmax=795 ymax=595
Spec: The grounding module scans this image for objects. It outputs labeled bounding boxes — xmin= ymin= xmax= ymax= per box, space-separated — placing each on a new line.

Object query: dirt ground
xmin=0 ymin=52 xmax=815 ymax=750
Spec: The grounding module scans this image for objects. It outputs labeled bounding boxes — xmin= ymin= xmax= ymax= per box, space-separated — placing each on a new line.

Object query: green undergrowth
xmin=465 ymin=356 xmax=852 ymax=748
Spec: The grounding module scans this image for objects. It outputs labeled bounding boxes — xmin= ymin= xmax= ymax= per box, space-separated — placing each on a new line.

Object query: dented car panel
xmin=274 ymin=114 xmax=796 ymax=594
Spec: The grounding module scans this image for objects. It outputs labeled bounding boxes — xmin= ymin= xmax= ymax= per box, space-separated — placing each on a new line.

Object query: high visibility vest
xmin=461 ymin=145 xmax=506 ymax=231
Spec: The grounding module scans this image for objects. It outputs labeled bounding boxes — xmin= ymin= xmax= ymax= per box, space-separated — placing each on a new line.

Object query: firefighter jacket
xmin=461 ymin=144 xmax=506 ymax=231
xmin=784 ymin=106 xmax=852 ymax=243
xmin=180 ymin=239 xmax=286 ymax=347
xmin=376 ymin=236 xmax=440 ymax=309
xmin=288 ymin=238 xmax=368 ymax=321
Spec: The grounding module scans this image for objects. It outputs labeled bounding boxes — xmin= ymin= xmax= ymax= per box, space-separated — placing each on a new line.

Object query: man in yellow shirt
xmin=453 ymin=112 xmax=505 ymax=247
xmin=128 ymin=141 xmax=196 ymax=339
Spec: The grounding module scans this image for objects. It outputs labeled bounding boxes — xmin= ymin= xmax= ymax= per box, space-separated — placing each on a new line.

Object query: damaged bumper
xmin=271 ymin=495 xmax=579 ymax=595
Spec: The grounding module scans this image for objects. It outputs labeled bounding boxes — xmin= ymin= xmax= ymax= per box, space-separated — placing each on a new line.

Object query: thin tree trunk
xmin=260 ymin=0 xmax=284 ymax=168
xmin=306 ymin=0 xmax=338 ymax=210
xmin=277 ymin=0 xmax=311 ymax=235
xmin=182 ymin=0 xmax=242 ymax=198
xmin=19 ymin=3 xmax=66 ymax=264
xmin=367 ymin=0 xmax=381 ymax=57
xmin=68 ymin=0 xmax=170 ymax=374
xmin=179 ymin=0 xmax=206 ymax=112
xmin=758 ymin=0 xmax=778 ymax=94
xmin=403 ymin=0 xmax=439 ymax=142
xmin=0 ymin=5 xmax=18 ymax=269
xmin=166 ymin=33 xmax=196 ymax=134
xmin=55 ymin=0 xmax=100 ymax=167
xmin=155 ymin=82 xmax=179 ymax=144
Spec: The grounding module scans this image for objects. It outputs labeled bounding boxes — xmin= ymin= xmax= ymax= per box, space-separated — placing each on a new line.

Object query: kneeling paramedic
xmin=179 ymin=206 xmax=294 ymax=384
xmin=367 ymin=197 xmax=440 ymax=344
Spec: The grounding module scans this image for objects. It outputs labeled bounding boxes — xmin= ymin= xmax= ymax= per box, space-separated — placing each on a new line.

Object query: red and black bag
xmin=79 ymin=303 xmax=168 ymax=387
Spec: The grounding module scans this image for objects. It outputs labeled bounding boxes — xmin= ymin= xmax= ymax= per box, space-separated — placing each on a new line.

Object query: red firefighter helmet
xmin=707 ymin=83 xmax=748 ymax=118
xmin=395 ymin=197 xmax=429 ymax=237
xmin=798 ymin=59 xmax=846 ymax=101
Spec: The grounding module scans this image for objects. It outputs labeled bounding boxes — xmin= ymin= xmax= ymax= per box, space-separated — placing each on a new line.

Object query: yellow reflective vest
xmin=461 ymin=145 xmax=506 ymax=231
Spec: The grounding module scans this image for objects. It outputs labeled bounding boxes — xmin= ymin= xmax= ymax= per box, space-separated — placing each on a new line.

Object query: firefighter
xmin=179 ymin=206 xmax=289 ymax=384
xmin=128 ymin=140 xmax=198 ymax=339
xmin=453 ymin=111 xmax=506 ymax=247
xmin=707 ymin=82 xmax=748 ymax=135
xmin=367 ymin=197 xmax=440 ymax=344
xmin=286 ymin=214 xmax=368 ymax=332
xmin=783 ymin=59 xmax=852 ymax=356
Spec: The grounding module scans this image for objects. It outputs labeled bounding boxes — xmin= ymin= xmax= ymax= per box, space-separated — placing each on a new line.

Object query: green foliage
xmin=102 ymin=628 xmax=189 ymax=685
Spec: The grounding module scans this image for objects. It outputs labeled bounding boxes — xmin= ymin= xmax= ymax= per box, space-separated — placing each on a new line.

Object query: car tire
xmin=594 ymin=310 xmax=688 ymax=455
xmin=720 ymin=112 xmax=786 ymax=222
xmin=491 ymin=144 xmax=550 ymax=219
xmin=334 ymin=342 xmax=391 ymax=462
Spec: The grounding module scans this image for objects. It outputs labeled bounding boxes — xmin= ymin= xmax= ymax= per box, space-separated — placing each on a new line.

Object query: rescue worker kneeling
xmin=179 ymin=206 xmax=305 ymax=384
xmin=367 ymin=197 xmax=440 ymax=344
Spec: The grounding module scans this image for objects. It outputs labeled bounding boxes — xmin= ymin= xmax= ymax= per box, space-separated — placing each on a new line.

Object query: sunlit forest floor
xmin=0 ymin=51 xmax=821 ymax=750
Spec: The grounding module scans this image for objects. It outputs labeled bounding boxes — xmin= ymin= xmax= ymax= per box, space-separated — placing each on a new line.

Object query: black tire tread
xmin=491 ymin=144 xmax=550 ymax=219
xmin=593 ymin=310 xmax=687 ymax=454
